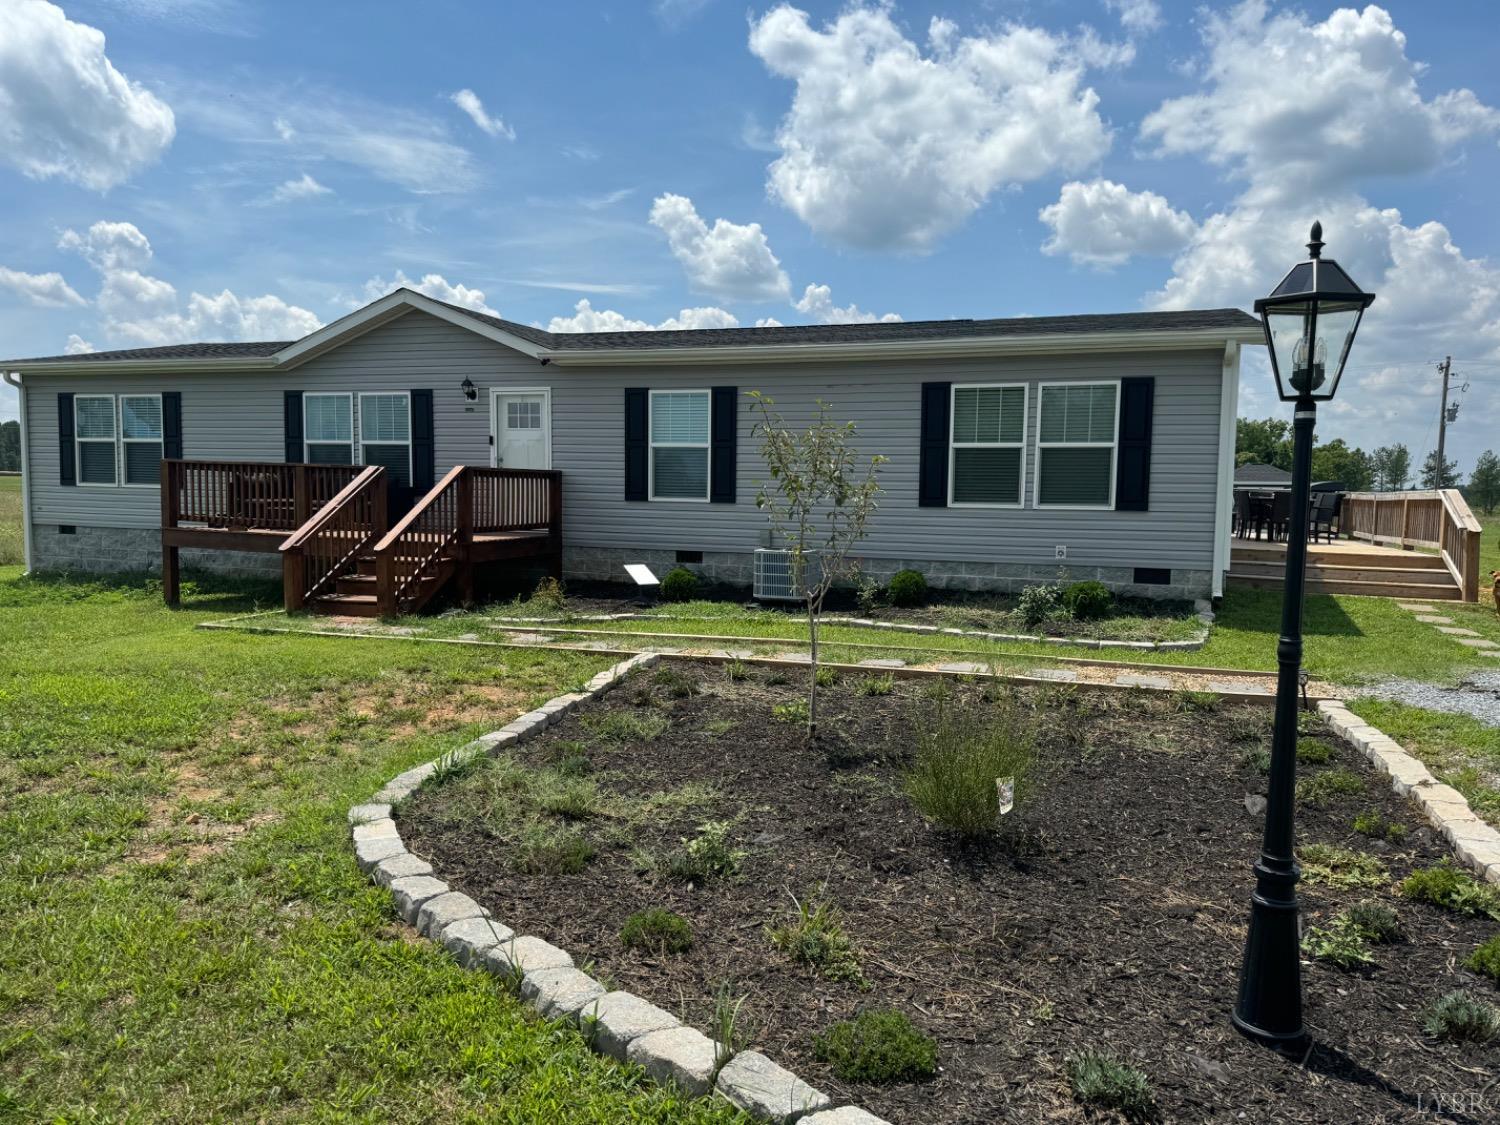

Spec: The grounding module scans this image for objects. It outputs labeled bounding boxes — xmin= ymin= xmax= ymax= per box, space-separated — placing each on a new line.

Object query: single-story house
xmin=2 ymin=289 xmax=1261 ymax=609
xmin=1234 ymin=462 xmax=1293 ymax=488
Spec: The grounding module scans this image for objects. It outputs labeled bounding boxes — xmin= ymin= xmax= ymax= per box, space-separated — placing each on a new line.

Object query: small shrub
xmin=1242 ymin=747 xmax=1272 ymax=774
xmin=1466 ymin=935 xmax=1500 ymax=984
xmin=1061 ymin=580 xmax=1112 ymax=621
xmin=1296 ymin=738 xmax=1334 ymax=764
xmin=530 ymin=575 xmax=567 ymax=613
xmin=653 ymin=666 xmax=698 ymax=699
xmin=585 ymin=710 xmax=669 ymax=744
xmin=1298 ymin=844 xmax=1387 ymax=889
xmin=660 ymin=566 xmax=699 ymax=603
xmin=515 ymin=823 xmax=594 ymax=874
xmin=723 ymin=659 xmax=751 ymax=683
xmin=1345 ymin=901 xmax=1404 ymax=944
xmin=620 ymin=908 xmax=693 ymax=954
xmin=1303 ymin=917 xmax=1375 ymax=970
xmin=1424 ymin=991 xmax=1500 ymax=1043
xmin=767 ymin=893 xmax=866 ymax=985
xmin=1017 ymin=583 xmax=1063 ymax=628
xmin=1352 ymin=809 xmax=1406 ymax=842
xmin=856 ymin=674 xmax=895 ymax=697
xmin=1174 ymin=690 xmax=1220 ymax=714
xmin=813 ymin=1010 xmax=937 ymax=1084
xmin=1065 ymin=1050 xmax=1154 ymax=1117
xmin=1296 ymin=767 xmax=1364 ymax=808
xmin=886 ymin=569 xmax=927 ymax=608
xmin=855 ymin=574 xmax=884 ymax=613
xmin=815 ymin=665 xmax=839 ymax=688
xmin=711 ymin=981 xmax=751 ymax=1067
xmin=905 ymin=696 xmax=1037 ymax=838
xmin=773 ymin=698 xmax=810 ymax=724
xmin=667 ymin=820 xmax=745 ymax=883
xmin=1399 ymin=863 xmax=1500 ymax=920
xmin=427 ymin=746 xmax=483 ymax=787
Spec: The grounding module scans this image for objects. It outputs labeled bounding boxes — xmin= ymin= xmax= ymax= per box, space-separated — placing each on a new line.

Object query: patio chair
xmin=1266 ymin=491 xmax=1292 ymax=542
xmin=1234 ymin=490 xmax=1256 ymax=538
xmin=1309 ymin=491 xmax=1342 ymax=543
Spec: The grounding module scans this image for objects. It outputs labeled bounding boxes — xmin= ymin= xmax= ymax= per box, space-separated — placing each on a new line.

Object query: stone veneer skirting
xmin=32 ymin=524 xmax=281 ymax=578
xmin=563 ymin=546 xmax=1212 ymax=601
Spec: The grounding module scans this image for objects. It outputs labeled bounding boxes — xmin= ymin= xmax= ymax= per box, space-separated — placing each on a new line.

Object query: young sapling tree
xmin=749 ymin=391 xmax=884 ymax=740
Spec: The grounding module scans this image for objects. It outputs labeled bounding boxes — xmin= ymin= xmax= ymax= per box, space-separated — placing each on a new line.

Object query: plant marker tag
xmin=996 ymin=776 xmax=1015 ymax=819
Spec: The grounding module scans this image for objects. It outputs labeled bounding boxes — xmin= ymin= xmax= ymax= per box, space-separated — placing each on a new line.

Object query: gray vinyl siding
xmin=23 ymin=308 xmax=1225 ymax=572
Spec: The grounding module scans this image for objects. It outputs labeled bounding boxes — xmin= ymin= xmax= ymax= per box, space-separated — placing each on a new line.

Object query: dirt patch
xmin=402 ymin=670 xmax=1498 ymax=1124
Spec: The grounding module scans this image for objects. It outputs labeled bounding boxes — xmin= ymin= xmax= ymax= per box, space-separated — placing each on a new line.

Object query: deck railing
xmin=1342 ymin=489 xmax=1483 ymax=601
xmin=162 ymin=459 xmax=362 ymax=532
xmin=278 ymin=466 xmax=388 ymax=611
xmin=471 ymin=466 xmax=560 ymax=532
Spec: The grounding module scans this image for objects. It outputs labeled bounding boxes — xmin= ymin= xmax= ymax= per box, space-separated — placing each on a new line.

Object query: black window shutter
xmin=283 ymin=391 xmax=303 ymax=462
xmin=918 ymin=382 xmax=951 ymax=507
xmin=58 ymin=392 xmax=76 ymax=486
xmin=624 ymin=388 xmax=648 ymax=501
xmin=1115 ymin=377 xmax=1155 ymax=511
xmin=710 ymin=386 xmax=737 ymax=503
xmin=410 ymin=389 xmax=435 ymax=491
xmin=162 ymin=391 xmax=183 ymax=460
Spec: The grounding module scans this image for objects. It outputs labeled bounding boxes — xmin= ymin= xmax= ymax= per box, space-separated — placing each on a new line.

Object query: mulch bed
xmin=400 ymin=670 xmax=1499 ymax=1123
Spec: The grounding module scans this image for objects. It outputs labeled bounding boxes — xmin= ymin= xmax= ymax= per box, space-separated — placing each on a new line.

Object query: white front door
xmin=493 ymin=390 xmax=551 ymax=469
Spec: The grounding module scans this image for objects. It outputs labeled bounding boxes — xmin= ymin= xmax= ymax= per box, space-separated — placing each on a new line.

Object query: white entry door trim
xmin=491 ymin=387 xmax=553 ymax=470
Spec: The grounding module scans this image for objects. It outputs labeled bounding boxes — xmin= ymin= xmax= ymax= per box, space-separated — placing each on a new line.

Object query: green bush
xmin=529 ymin=575 xmax=567 ymax=613
xmin=652 ymin=666 xmax=698 ymax=699
xmin=905 ymin=696 xmax=1036 ymax=838
xmin=620 ymin=908 xmax=693 ymax=954
xmin=659 ymin=566 xmax=699 ymax=602
xmin=666 ymin=820 xmax=744 ymax=883
xmin=1065 ymin=1050 xmax=1154 ymax=1117
xmin=1399 ymin=863 xmax=1500 ymax=920
xmin=1297 ymin=844 xmax=1387 ymax=889
xmin=1296 ymin=738 xmax=1334 ymax=764
xmin=1303 ymin=917 xmax=1375 ymax=970
xmin=815 ymin=666 xmax=838 ymax=688
xmin=1061 ymin=580 xmax=1112 ymax=621
xmin=773 ymin=698 xmax=810 ymax=724
xmin=768 ymin=894 xmax=865 ymax=985
xmin=812 ymin=1010 xmax=937 ymax=1084
xmin=1424 ymin=991 xmax=1500 ymax=1043
xmin=886 ymin=569 xmax=927 ymax=607
xmin=1296 ymin=767 xmax=1364 ymax=808
xmin=1466 ymin=935 xmax=1500 ymax=983
xmin=1017 ymin=583 xmax=1062 ymax=628
xmin=1344 ymin=901 xmax=1403 ymax=944
xmin=1351 ymin=809 xmax=1406 ymax=842
xmin=855 ymin=674 xmax=895 ymax=697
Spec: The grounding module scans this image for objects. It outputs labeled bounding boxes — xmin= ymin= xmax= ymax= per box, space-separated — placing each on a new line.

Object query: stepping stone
xmin=1115 ymin=674 xmax=1171 ymax=690
xmin=937 ymin=662 xmax=989 ymax=674
xmin=504 ymin=633 xmax=554 ymax=644
xmin=1415 ymin=615 xmax=1454 ymax=624
xmin=1396 ymin=603 xmax=1439 ymax=612
xmin=1029 ymin=668 xmax=1078 ymax=682
xmin=772 ymin=651 xmax=811 ymax=663
xmin=858 ymin=658 xmax=906 ymax=668
xmin=1457 ymin=638 xmax=1498 ymax=649
xmin=1437 ymin=626 xmax=1481 ymax=637
xmin=1208 ymin=680 xmax=1272 ymax=696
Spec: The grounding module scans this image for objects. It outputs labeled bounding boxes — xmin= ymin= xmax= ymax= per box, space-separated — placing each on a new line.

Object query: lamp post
xmin=1233 ymin=222 xmax=1376 ymax=1047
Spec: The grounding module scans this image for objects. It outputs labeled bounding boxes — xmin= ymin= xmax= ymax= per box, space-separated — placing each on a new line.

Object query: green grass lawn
xmin=1346 ymin=698 xmax=1500 ymax=829
xmin=0 ymin=476 xmax=21 ymax=567
xmin=1479 ymin=510 xmax=1498 ymax=607
xmin=0 ymin=569 xmax=745 ymax=1123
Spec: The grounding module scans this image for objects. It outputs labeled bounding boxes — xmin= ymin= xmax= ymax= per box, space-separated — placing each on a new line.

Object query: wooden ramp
xmin=1228 ymin=538 xmax=1463 ymax=601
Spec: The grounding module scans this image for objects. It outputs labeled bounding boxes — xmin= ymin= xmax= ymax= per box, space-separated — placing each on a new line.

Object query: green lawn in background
xmin=0 ymin=569 xmax=744 ymax=1124
xmin=0 ymin=476 xmax=21 ymax=567
xmin=1347 ymin=698 xmax=1500 ymax=829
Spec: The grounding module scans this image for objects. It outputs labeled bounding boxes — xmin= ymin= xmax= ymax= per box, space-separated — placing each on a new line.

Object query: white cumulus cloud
xmin=0 ymin=266 xmax=88 ymax=308
xmin=545 ymin=299 xmax=739 ymax=333
xmin=747 ymin=4 xmax=1111 ymax=250
xmin=649 ymin=193 xmax=790 ymax=302
xmin=1039 ymin=179 xmax=1197 ymax=266
xmin=792 ymin=284 xmax=901 ymax=324
xmin=0 ymin=0 xmax=175 ymax=190
xmin=64 ymin=333 xmax=95 ymax=354
xmin=1104 ymin=0 xmax=1162 ymax=35
xmin=57 ymin=220 xmax=154 ymax=272
xmin=360 ymin=270 xmax=498 ymax=315
xmin=449 ymin=89 xmax=515 ymax=140
xmin=269 ymin=173 xmax=332 ymax=203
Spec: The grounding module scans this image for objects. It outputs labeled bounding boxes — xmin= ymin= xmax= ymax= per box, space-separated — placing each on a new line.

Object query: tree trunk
xmin=807 ymin=598 xmax=819 ymax=742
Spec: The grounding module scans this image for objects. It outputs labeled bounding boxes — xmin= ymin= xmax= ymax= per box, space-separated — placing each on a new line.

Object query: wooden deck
xmin=1228 ymin=537 xmax=1464 ymax=600
xmin=162 ymin=459 xmax=561 ymax=614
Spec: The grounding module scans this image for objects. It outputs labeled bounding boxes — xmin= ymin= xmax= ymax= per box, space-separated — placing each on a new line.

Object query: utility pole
xmin=1435 ymin=356 xmax=1452 ymax=489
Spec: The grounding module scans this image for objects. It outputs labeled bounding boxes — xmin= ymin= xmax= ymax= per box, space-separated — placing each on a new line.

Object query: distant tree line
xmin=0 ymin=420 xmax=20 ymax=473
xmin=1235 ymin=416 xmax=1497 ymax=512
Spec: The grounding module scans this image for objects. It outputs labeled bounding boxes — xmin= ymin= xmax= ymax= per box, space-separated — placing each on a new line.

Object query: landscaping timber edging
xmin=348 ymin=651 xmax=885 ymax=1125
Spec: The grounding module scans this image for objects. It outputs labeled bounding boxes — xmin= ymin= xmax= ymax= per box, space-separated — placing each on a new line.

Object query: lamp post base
xmin=1230 ymin=1011 xmax=1308 ymax=1050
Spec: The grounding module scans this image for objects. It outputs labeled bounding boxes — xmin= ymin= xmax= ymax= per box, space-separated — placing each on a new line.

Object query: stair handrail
xmin=372 ymin=465 xmax=469 ymax=616
xmin=279 ymin=465 xmax=388 ymax=610
xmin=1342 ymin=488 xmax=1482 ymax=601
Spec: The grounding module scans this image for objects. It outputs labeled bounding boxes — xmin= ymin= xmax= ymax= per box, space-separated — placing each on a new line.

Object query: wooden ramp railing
xmin=279 ymin=466 xmax=388 ymax=610
xmin=1342 ymin=489 xmax=1483 ymax=601
xmin=163 ymin=459 xmax=362 ymax=532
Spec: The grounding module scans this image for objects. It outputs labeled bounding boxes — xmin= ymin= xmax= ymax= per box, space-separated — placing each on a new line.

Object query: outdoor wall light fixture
xmin=460 ymin=377 xmax=477 ymax=402
xmin=1233 ymin=222 xmax=1375 ymax=1048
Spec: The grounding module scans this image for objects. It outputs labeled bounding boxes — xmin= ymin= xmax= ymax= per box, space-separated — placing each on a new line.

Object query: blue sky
xmin=2 ymin=0 xmax=1498 ymax=473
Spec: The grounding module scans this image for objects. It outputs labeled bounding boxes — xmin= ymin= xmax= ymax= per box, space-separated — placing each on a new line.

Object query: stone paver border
xmin=1318 ymin=700 xmax=1500 ymax=887
xmin=347 ymin=652 xmax=868 ymax=1124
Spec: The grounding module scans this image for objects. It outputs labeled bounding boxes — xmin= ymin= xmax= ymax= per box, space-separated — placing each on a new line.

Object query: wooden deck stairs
xmin=161 ymin=459 xmax=561 ymax=615
xmin=1227 ymin=541 xmax=1464 ymax=600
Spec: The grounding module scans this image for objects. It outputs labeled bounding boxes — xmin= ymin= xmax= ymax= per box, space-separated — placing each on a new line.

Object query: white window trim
xmin=358 ymin=391 xmax=413 ymax=483
xmin=648 ymin=388 xmax=711 ymax=503
xmin=75 ymin=393 xmax=118 ymax=488
xmin=119 ymin=393 xmax=164 ymax=489
xmin=303 ymin=391 xmax=354 ymax=464
xmin=1032 ymin=379 xmax=1121 ymax=511
xmin=490 ymin=387 xmax=553 ymax=469
xmin=948 ymin=382 xmax=1027 ymax=509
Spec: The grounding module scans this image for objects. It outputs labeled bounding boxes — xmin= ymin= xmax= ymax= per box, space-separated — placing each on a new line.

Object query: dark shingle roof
xmin=4 ymin=302 xmax=1259 ymax=366
xmin=1235 ymin=462 xmax=1294 ymax=485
